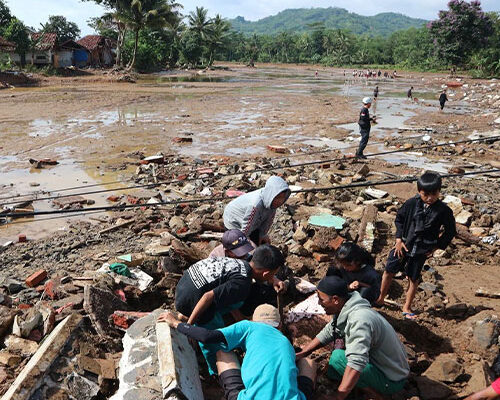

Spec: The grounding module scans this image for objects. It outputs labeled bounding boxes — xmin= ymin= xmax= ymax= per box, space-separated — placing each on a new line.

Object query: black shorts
xmin=385 ymin=249 xmax=426 ymax=282
xmin=219 ymin=369 xmax=314 ymax=400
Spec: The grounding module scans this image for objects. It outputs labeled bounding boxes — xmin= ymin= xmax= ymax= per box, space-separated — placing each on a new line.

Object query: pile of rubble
xmin=1 ymin=154 xmax=499 ymax=399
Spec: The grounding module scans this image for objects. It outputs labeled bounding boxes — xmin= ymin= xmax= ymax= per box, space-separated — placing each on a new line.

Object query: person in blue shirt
xmin=158 ymin=304 xmax=317 ymax=400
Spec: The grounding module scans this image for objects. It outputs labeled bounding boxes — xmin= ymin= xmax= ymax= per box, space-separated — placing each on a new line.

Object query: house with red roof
xmin=77 ymin=35 xmax=115 ymax=67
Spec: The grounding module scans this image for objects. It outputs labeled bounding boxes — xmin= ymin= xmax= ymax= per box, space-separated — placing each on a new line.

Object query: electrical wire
xmin=1 ymin=135 xmax=499 ymax=208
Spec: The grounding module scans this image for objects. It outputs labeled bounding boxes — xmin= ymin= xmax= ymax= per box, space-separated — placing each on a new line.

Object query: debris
xmin=308 ymin=214 xmax=345 ymax=229
xmin=156 ymin=320 xmax=204 ymax=400
xmin=329 ymin=236 xmax=345 ymax=250
xmin=2 ymin=313 xmax=83 ymax=400
xmin=111 ymin=310 xmax=150 ymax=330
xmin=357 ymin=205 xmax=378 ymax=252
xmin=0 ymin=352 xmax=22 ymax=367
xmin=66 ymin=372 xmax=100 ymax=400
xmin=25 ymin=269 xmax=48 ymax=288
xmin=4 ymin=335 xmax=39 ymax=356
xmin=17 ymin=234 xmax=27 ymax=243
xmin=423 ymin=353 xmax=464 ymax=383
xmin=295 ymin=278 xmax=317 ymax=294
xmin=52 ymin=195 xmax=89 ymax=209
xmin=28 ymin=158 xmax=58 ymax=169
xmin=364 ymin=187 xmax=388 ymax=199
xmin=0 ymin=306 xmax=18 ymax=338
xmin=472 ymin=321 xmax=498 ymax=350
xmin=267 ymin=144 xmax=287 ymax=153
xmin=99 ymin=219 xmax=134 ymax=234
xmin=475 ymin=288 xmax=500 ymax=299
xmin=172 ymin=137 xmax=193 ymax=143
xmin=79 ymin=355 xmax=116 ymax=379
xmin=414 ymin=376 xmax=453 ymax=400
xmin=286 ymin=293 xmax=326 ymax=323
xmin=466 ymin=361 xmax=492 ymax=394
xmin=456 ymin=210 xmax=472 ymax=226
xmin=83 ymin=285 xmax=127 ymax=338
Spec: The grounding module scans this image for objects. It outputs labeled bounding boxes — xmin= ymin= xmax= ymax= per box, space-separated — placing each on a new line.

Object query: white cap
xmin=363 ymin=97 xmax=372 ymax=104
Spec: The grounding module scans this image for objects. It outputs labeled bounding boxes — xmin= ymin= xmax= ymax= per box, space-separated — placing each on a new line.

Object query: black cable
xmin=0 ymin=132 xmax=429 ymax=203
xmin=2 ymin=135 xmax=499 ymax=208
xmin=3 ymin=169 xmax=499 ymax=220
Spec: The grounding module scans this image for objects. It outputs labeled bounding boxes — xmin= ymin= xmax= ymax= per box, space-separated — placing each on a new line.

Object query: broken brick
xmin=44 ymin=279 xmax=60 ymax=300
xmin=111 ymin=311 xmax=150 ymax=330
xmin=107 ymin=195 xmax=119 ymax=202
xmin=18 ymin=234 xmax=27 ymax=243
xmin=267 ymin=144 xmax=287 ymax=153
xmin=313 ymin=253 xmax=330 ymax=262
xmin=329 ymin=236 xmax=345 ymax=251
xmin=25 ymin=269 xmax=48 ymax=288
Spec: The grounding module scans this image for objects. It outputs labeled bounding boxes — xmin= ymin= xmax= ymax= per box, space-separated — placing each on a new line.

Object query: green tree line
xmin=1 ymin=0 xmax=499 ymax=77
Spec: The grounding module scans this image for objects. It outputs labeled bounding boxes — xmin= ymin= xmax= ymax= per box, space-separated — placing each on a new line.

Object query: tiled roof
xmin=31 ymin=32 xmax=57 ymax=51
xmin=77 ymin=35 xmax=104 ymax=51
xmin=0 ymin=36 xmax=16 ymax=51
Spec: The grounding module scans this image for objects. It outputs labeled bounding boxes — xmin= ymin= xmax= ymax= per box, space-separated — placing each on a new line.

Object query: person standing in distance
xmin=356 ymin=97 xmax=376 ymax=159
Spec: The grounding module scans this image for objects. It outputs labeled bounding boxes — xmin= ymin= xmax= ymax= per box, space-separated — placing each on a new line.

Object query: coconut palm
xmin=206 ymin=14 xmax=230 ymax=66
xmin=117 ymin=0 xmax=181 ymax=70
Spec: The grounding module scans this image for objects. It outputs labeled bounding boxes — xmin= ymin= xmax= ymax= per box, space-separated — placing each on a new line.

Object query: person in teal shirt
xmin=159 ymin=304 xmax=316 ymax=400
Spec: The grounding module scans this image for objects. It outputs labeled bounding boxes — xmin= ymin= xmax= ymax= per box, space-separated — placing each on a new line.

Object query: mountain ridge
xmin=229 ymin=7 xmax=428 ymax=37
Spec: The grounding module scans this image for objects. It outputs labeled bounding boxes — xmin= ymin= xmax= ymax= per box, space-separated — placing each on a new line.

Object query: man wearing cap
xmin=159 ymin=304 xmax=317 ymax=400
xmin=356 ymin=97 xmax=376 ymax=159
xmin=170 ymin=244 xmax=288 ymax=376
xmin=296 ymin=276 xmax=409 ymax=400
xmin=209 ymin=229 xmax=256 ymax=259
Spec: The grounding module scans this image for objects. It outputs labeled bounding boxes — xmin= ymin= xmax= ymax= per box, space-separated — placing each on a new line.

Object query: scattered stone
xmin=65 ymin=372 xmax=100 ymax=400
xmin=445 ymin=302 xmax=468 ymax=318
xmin=466 ymin=361 xmax=492 ymax=394
xmin=358 ymin=204 xmax=377 ymax=252
xmin=472 ymin=321 xmax=499 ymax=350
xmin=0 ymin=351 xmax=22 ymax=367
xmin=4 ymin=335 xmax=39 ymax=356
xmin=423 ymin=353 xmax=464 ymax=383
xmin=456 ymin=210 xmax=473 ymax=226
xmin=52 ymin=195 xmax=89 ymax=209
xmin=0 ymin=305 xmax=18 ymax=338
xmin=414 ymin=376 xmax=453 ymax=400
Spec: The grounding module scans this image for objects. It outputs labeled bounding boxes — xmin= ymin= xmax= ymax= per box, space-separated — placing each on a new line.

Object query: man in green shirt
xmin=296 ymin=276 xmax=409 ymax=400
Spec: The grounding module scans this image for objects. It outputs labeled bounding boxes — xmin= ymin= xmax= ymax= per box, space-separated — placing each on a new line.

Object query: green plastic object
xmin=308 ymin=214 xmax=346 ymax=229
xmin=109 ymin=262 xmax=132 ymax=277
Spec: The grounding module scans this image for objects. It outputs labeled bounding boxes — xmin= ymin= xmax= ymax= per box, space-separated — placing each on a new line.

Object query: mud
xmin=0 ymin=63 xmax=499 ymax=400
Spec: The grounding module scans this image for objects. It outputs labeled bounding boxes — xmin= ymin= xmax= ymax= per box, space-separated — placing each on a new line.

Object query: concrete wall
xmin=54 ymin=50 xmax=73 ymax=68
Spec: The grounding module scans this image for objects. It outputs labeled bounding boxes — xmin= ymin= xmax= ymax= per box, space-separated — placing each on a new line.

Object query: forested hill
xmin=229 ymin=7 xmax=427 ymax=37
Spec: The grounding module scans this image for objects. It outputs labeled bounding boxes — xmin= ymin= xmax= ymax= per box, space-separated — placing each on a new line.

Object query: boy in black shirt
xmin=174 ymin=244 xmax=286 ymax=374
xmin=356 ymin=97 xmax=376 ymax=159
xmin=375 ymin=172 xmax=456 ymax=319
xmin=407 ymin=86 xmax=414 ymax=100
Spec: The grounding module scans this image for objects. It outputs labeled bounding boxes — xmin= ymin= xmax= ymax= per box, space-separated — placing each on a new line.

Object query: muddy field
xmin=0 ymin=63 xmax=499 ymax=399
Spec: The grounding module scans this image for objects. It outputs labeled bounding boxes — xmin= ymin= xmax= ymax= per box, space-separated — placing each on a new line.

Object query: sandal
xmin=402 ymin=312 xmax=417 ymax=320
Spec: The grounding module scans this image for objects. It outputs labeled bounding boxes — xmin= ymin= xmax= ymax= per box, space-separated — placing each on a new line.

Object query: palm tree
xmin=206 ymin=14 xmax=230 ymax=66
xmin=117 ymin=0 xmax=181 ymax=70
xmin=187 ymin=6 xmax=212 ymax=42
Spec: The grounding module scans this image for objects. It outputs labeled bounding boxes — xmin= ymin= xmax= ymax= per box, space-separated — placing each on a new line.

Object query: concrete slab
xmin=2 ymin=313 xmax=82 ymax=400
xmin=156 ymin=322 xmax=204 ymax=400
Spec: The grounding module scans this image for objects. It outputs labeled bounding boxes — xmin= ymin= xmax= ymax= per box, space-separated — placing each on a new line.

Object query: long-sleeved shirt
xmin=223 ymin=176 xmax=290 ymax=241
xmin=327 ymin=264 xmax=381 ymax=304
xmin=395 ymin=195 xmax=456 ymax=253
xmin=358 ymin=106 xmax=372 ymax=131
xmin=316 ymin=292 xmax=409 ymax=382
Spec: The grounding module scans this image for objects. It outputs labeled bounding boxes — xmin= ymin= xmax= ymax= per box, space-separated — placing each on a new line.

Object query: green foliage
xmin=121 ymin=28 xmax=173 ymax=71
xmin=229 ymin=7 xmax=427 ymax=37
xmin=428 ymin=0 xmax=494 ymax=66
xmin=179 ymin=30 xmax=203 ymax=67
xmin=467 ymin=12 xmax=500 ymax=77
xmin=41 ymin=15 xmax=81 ymax=43
xmin=4 ymin=18 xmax=30 ymax=57
xmin=0 ymin=53 xmax=14 ymax=71
xmin=0 ymin=0 xmax=12 ymax=35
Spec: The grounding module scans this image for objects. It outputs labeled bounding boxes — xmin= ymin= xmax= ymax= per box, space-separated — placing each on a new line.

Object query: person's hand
xmin=157 ymin=311 xmax=180 ymax=329
xmin=295 ymin=350 xmax=310 ymax=360
xmin=349 ymin=281 xmax=360 ymax=290
xmin=394 ymin=238 xmax=408 ymax=259
xmin=273 ymin=277 xmax=287 ymax=293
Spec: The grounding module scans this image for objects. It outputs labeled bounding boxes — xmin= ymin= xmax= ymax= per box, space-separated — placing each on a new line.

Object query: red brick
xmin=267 ymin=144 xmax=287 ymax=153
xmin=320 ymin=163 xmax=330 ymax=169
xmin=18 ymin=303 xmax=32 ymax=310
xmin=18 ymin=234 xmax=27 ymax=243
xmin=107 ymin=195 xmax=119 ymax=202
xmin=44 ymin=279 xmax=60 ymax=300
xmin=111 ymin=311 xmax=150 ymax=330
xmin=329 ymin=236 xmax=345 ymax=251
xmin=313 ymin=253 xmax=330 ymax=262
xmin=25 ymin=269 xmax=48 ymax=288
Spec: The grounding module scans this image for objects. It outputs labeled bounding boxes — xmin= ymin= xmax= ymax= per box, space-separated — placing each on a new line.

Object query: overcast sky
xmin=5 ymin=0 xmax=500 ymax=37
